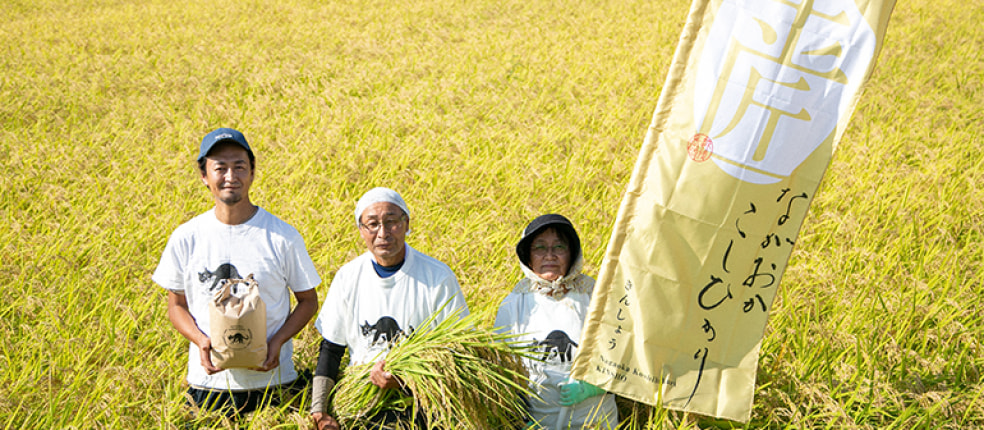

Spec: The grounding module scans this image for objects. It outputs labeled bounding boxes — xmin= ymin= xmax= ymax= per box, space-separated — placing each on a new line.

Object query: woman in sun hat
xmin=495 ymin=214 xmax=618 ymax=429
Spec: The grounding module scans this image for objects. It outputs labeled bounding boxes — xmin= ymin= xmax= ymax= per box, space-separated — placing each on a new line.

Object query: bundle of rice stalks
xmin=331 ymin=307 xmax=538 ymax=430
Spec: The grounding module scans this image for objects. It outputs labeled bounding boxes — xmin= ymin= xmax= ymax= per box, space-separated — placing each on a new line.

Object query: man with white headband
xmin=310 ymin=187 xmax=470 ymax=430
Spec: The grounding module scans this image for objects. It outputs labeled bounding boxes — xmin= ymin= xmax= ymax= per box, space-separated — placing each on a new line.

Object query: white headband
xmin=354 ymin=187 xmax=411 ymax=227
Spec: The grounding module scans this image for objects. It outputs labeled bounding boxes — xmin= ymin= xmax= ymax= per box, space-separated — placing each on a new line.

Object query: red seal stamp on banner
xmin=688 ymin=133 xmax=713 ymax=162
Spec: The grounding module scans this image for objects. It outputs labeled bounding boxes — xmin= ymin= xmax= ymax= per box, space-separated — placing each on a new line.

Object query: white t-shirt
xmin=314 ymin=244 xmax=469 ymax=366
xmin=153 ymin=207 xmax=321 ymax=391
xmin=495 ymin=272 xmax=618 ymax=429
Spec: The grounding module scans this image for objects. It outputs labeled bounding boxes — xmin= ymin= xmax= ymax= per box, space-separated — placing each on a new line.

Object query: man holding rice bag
xmin=310 ymin=187 xmax=470 ymax=430
xmin=153 ymin=128 xmax=321 ymax=417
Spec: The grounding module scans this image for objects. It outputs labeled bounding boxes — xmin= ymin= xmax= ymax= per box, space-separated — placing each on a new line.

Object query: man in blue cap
xmin=153 ymin=128 xmax=321 ymax=417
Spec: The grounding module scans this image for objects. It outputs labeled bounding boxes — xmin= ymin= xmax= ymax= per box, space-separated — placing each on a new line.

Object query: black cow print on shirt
xmin=534 ymin=330 xmax=579 ymax=363
xmin=360 ymin=316 xmax=414 ymax=347
xmin=198 ymin=263 xmax=242 ymax=291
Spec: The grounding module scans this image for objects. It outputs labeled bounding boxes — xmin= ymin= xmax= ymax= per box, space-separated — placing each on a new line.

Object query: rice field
xmin=0 ymin=0 xmax=981 ymax=428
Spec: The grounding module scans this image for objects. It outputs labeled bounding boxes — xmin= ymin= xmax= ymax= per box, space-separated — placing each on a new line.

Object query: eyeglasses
xmin=531 ymin=243 xmax=569 ymax=256
xmin=359 ymin=216 xmax=406 ymax=233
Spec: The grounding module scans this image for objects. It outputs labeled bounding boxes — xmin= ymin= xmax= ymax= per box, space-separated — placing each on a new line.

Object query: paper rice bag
xmin=209 ymin=274 xmax=267 ymax=369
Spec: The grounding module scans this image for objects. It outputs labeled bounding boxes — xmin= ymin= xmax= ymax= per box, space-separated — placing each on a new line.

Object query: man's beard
xmin=219 ymin=191 xmax=243 ymax=205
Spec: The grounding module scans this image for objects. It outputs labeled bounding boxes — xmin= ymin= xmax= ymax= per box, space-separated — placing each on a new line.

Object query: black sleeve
xmin=314 ymin=339 xmax=347 ymax=380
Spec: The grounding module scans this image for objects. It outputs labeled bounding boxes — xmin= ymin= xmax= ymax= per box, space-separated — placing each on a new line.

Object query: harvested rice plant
xmin=331 ymin=310 xmax=534 ymax=429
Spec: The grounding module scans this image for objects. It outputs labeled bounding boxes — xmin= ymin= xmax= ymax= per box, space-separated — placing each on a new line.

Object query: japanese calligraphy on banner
xmin=571 ymin=0 xmax=895 ymax=422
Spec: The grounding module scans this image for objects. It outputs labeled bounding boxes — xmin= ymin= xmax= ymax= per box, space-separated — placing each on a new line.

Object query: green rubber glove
xmin=558 ymin=378 xmax=606 ymax=406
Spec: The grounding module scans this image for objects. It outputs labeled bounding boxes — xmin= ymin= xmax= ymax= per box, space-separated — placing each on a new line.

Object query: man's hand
xmin=311 ymin=412 xmax=340 ymax=430
xmin=256 ymin=288 xmax=317 ymax=373
xmin=254 ymin=339 xmax=283 ymax=372
xmin=369 ymin=359 xmax=400 ymax=389
xmin=195 ymin=336 xmax=223 ymax=375
xmin=167 ymin=291 xmax=224 ymax=374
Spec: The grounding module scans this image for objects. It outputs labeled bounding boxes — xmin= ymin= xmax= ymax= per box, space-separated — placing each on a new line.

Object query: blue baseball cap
xmin=198 ymin=128 xmax=253 ymax=162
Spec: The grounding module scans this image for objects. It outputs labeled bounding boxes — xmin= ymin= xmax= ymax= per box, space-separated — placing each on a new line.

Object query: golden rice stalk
xmin=331 ymin=307 xmax=538 ymax=430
